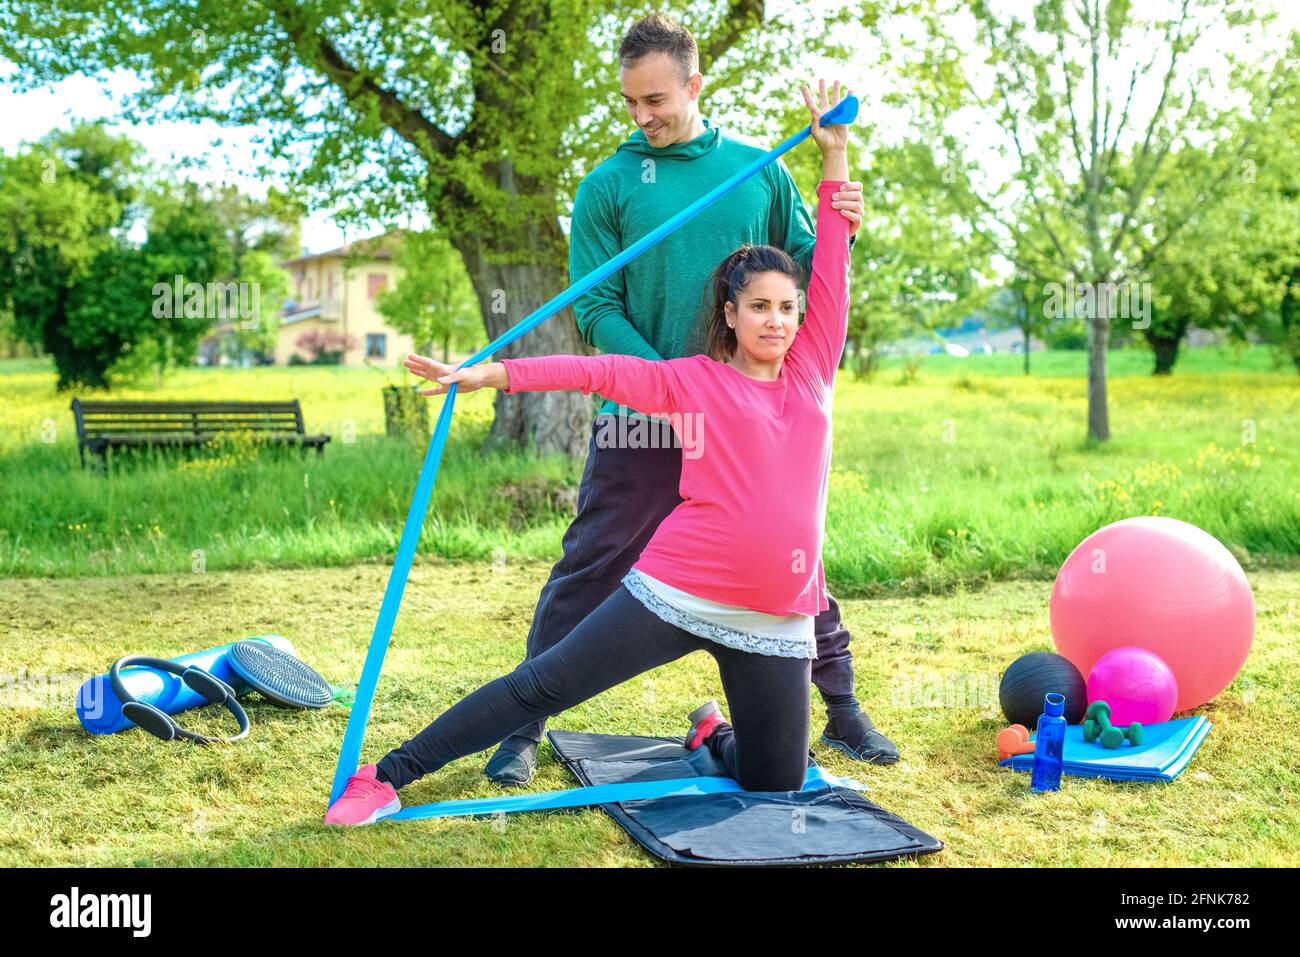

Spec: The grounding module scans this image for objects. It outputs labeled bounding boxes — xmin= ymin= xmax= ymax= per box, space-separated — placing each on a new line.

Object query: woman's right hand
xmin=404 ymin=353 xmax=490 ymax=395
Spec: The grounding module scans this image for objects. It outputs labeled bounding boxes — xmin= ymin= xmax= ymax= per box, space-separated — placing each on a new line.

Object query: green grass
xmin=3 ymin=348 xmax=1297 ymax=589
xmin=2 ymin=559 xmax=1295 ymax=867
xmin=4 ymin=347 xmax=1296 ymax=866
xmin=877 ymin=342 xmax=1289 ymax=377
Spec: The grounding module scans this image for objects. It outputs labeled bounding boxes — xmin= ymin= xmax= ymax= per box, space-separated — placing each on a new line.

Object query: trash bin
xmin=382 ymin=384 xmax=429 ymax=440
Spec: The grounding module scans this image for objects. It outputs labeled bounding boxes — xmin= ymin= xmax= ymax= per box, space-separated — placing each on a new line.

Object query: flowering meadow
xmin=2 ymin=347 xmax=1296 ymax=590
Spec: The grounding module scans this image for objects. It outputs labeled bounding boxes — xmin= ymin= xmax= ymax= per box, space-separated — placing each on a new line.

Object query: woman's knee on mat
xmin=737 ymin=757 xmax=808 ymax=794
xmin=724 ymin=730 xmax=809 ymax=793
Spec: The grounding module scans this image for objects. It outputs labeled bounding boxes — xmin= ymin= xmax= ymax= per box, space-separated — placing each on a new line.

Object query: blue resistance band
xmin=328 ymin=95 xmax=861 ymax=815
xmin=388 ymin=765 xmax=866 ymax=821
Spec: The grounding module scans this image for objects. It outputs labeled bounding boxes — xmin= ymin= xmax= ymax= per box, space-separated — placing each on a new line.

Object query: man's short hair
xmin=618 ymin=13 xmax=699 ymax=86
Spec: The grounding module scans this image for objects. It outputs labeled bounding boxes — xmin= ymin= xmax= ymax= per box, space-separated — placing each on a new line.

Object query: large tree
xmin=892 ymin=0 xmax=1297 ymax=440
xmin=1 ymin=0 xmax=863 ymax=455
xmin=0 ymin=124 xmax=142 ymax=388
xmin=0 ymin=123 xmax=301 ymax=385
xmin=1141 ymin=155 xmax=1300 ymax=374
xmin=139 ymin=180 xmax=240 ymax=378
xmin=1140 ymin=34 xmax=1300 ymax=373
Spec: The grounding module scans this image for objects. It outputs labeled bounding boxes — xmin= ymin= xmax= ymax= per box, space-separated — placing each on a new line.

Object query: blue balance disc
xmin=228 ymin=640 xmax=333 ymax=709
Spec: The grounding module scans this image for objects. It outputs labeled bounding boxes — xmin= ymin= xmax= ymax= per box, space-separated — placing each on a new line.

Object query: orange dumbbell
xmin=997 ymin=724 xmax=1037 ymax=761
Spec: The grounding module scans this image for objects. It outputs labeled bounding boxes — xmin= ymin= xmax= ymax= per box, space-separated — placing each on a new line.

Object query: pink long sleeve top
xmin=501 ymin=180 xmax=850 ymax=616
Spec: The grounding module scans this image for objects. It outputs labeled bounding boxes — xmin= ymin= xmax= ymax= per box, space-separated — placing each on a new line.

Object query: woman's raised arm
xmin=785 ymin=81 xmax=853 ymax=387
xmin=787 ymin=179 xmax=852 ymax=387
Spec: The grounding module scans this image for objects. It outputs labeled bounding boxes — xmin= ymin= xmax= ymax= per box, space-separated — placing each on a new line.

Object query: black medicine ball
xmin=999 ymin=651 xmax=1087 ymax=727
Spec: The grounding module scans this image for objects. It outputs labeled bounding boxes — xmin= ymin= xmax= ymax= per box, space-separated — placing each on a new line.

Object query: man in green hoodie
xmin=484 ymin=13 xmax=900 ymax=785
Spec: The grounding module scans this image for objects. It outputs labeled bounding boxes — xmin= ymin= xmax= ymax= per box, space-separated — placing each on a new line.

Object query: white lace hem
xmin=622 ymin=571 xmax=816 ymax=660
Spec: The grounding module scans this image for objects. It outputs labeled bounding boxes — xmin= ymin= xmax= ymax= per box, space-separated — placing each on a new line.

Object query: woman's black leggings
xmin=376 ymin=584 xmax=812 ymax=793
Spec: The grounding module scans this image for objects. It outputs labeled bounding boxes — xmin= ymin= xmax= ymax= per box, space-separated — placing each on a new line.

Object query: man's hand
xmin=832 ymin=182 xmax=864 ymax=236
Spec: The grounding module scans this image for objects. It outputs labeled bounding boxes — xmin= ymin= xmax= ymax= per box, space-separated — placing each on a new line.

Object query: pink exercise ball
xmin=1087 ymin=647 xmax=1179 ymax=725
xmin=1050 ymin=516 xmax=1254 ymax=713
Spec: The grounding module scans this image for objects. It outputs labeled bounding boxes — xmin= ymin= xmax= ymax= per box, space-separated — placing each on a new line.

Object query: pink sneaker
xmin=685 ymin=699 xmax=726 ymax=751
xmin=324 ymin=763 xmax=402 ymax=826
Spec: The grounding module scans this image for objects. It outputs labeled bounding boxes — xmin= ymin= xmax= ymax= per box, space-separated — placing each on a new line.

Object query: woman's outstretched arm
xmin=404 ymin=352 xmax=689 ymax=416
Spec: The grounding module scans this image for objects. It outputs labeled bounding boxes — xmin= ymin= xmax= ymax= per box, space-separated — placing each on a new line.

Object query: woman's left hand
xmin=404 ymin=352 xmax=489 ymax=395
xmin=802 ymin=79 xmax=852 ymax=155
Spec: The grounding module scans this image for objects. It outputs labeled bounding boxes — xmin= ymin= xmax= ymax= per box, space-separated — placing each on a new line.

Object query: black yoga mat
xmin=547 ymin=730 xmax=943 ymax=867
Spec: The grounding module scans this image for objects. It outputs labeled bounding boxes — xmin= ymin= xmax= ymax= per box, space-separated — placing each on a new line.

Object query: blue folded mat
xmin=999 ymin=716 xmax=1212 ymax=782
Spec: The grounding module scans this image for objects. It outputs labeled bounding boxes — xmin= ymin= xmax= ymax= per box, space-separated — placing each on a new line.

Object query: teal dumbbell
xmin=1082 ymin=700 xmax=1143 ymax=749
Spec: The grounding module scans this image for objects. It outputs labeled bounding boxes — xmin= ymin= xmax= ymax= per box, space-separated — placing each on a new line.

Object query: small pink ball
xmin=1086 ymin=647 xmax=1179 ymax=726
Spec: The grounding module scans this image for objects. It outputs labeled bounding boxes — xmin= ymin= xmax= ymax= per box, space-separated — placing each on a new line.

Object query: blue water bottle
xmin=1030 ymin=692 xmax=1067 ymax=793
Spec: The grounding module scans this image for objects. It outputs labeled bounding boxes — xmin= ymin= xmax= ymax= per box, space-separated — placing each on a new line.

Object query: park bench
xmin=70 ymin=399 xmax=331 ymax=469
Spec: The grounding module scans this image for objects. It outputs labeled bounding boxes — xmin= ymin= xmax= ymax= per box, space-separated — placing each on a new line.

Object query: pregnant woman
xmin=327 ymin=81 xmax=857 ymax=825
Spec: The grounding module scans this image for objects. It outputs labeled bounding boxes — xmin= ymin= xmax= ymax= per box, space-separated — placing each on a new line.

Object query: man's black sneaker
xmin=483 ymin=735 xmax=539 ymax=786
xmin=820 ymin=711 xmax=900 ymax=764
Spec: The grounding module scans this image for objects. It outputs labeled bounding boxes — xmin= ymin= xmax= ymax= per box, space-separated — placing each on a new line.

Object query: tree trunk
xmin=1282 ymin=264 xmax=1300 ymax=374
xmin=1023 ymin=327 xmax=1030 ymax=375
xmin=1145 ymin=316 xmax=1189 ymax=375
xmin=452 ymin=217 xmax=594 ymax=459
xmin=1149 ymin=336 xmax=1178 ymax=374
xmin=155 ymin=331 xmax=169 ymax=389
xmin=1086 ymin=314 xmax=1110 ymax=442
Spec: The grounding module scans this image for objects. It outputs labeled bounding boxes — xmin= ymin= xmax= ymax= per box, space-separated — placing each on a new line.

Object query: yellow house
xmin=276 ymin=232 xmax=415 ymax=367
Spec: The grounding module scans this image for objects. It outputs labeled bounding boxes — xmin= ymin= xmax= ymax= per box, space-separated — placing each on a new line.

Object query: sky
xmin=1 ymin=1 xmax=1295 ymax=257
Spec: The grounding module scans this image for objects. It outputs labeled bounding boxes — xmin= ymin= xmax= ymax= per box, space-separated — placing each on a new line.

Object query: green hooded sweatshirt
xmin=567 ymin=116 xmax=854 ymax=421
